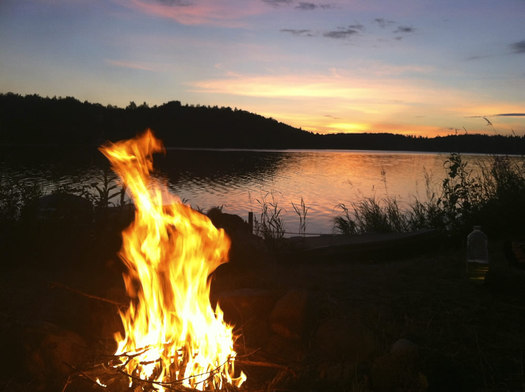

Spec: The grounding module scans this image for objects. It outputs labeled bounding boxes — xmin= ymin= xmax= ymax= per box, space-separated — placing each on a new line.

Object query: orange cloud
xmin=189 ymin=71 xmax=470 ymax=103
xmin=187 ymin=71 xmax=524 ymax=136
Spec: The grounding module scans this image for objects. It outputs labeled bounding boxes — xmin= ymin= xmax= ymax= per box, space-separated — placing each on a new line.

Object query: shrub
xmin=334 ymin=153 xmax=525 ymax=238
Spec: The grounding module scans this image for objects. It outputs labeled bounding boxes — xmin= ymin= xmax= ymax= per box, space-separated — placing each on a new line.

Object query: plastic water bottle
xmin=466 ymin=225 xmax=488 ymax=281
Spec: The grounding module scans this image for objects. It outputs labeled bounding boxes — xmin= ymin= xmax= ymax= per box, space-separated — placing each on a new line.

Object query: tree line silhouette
xmin=1 ymin=92 xmax=524 ymax=154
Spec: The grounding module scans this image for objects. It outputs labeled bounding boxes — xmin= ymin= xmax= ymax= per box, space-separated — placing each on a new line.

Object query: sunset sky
xmin=0 ymin=0 xmax=524 ymax=136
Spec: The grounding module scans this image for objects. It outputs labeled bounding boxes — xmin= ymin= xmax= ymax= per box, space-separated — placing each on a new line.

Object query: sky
xmin=0 ymin=0 xmax=524 ymax=136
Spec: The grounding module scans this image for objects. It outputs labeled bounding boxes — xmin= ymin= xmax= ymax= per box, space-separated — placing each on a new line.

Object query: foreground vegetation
xmin=333 ymin=153 xmax=525 ymax=240
xmin=1 ymin=153 xmax=524 ymax=245
xmin=248 ymin=153 xmax=525 ymax=245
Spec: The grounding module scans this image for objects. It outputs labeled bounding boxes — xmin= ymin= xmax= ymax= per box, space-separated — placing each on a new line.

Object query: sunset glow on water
xmin=157 ymin=149 xmax=470 ymax=234
xmin=2 ymin=147 xmax=519 ymax=235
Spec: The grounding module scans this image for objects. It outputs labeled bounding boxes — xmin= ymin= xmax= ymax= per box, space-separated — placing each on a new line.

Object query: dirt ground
xmin=214 ymin=236 xmax=525 ymax=392
xmin=1 ymin=220 xmax=525 ymax=391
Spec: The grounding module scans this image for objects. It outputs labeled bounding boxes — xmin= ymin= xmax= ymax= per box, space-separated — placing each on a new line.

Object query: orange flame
xmin=100 ymin=130 xmax=246 ymax=390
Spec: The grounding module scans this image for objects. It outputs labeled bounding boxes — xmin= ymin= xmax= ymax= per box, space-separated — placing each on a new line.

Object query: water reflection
xmin=145 ymin=149 xmax=455 ymax=234
xmin=0 ymin=147 xmax=501 ymax=234
xmin=158 ymin=148 xmax=285 ymax=192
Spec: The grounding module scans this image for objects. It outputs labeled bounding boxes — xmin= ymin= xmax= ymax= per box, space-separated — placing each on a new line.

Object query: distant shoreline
xmin=164 ymin=146 xmax=524 ymax=157
xmin=2 ymin=144 xmax=524 ymax=157
xmin=1 ymin=92 xmax=525 ymax=155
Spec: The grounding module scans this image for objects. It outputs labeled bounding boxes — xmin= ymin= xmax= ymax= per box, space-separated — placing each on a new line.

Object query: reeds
xmin=334 ymin=197 xmax=409 ymax=235
xmin=253 ymin=192 xmax=285 ymax=242
xmin=292 ymin=197 xmax=309 ymax=236
xmin=334 ymin=153 xmax=525 ymax=238
xmin=0 ymin=173 xmax=42 ymax=224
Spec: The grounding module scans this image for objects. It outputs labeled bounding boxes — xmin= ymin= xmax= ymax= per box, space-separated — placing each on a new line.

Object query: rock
xmin=391 ymin=338 xmax=419 ymax=361
xmin=423 ymin=352 xmax=464 ymax=391
xmin=265 ymin=333 xmax=305 ymax=363
xmin=20 ymin=193 xmax=95 ymax=270
xmin=94 ymin=204 xmax=135 ymax=255
xmin=317 ymin=361 xmax=364 ymax=384
xmin=313 ymin=317 xmax=379 ymax=364
xmin=23 ymin=322 xmax=88 ymax=391
xmin=207 ymin=208 xmax=270 ymax=266
xmin=370 ymin=339 xmax=427 ymax=392
xmin=95 ymin=204 xmax=134 ymax=231
xmin=217 ymin=288 xmax=279 ymax=348
xmin=23 ymin=192 xmax=93 ymax=225
xmin=269 ymin=289 xmax=309 ymax=340
xmin=218 ymin=288 xmax=278 ymax=323
xmin=207 ymin=207 xmax=251 ymax=234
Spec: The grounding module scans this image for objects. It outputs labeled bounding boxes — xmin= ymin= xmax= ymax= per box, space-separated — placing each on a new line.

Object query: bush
xmin=334 ymin=153 xmax=525 ymax=239
xmin=0 ymin=174 xmax=42 ymax=225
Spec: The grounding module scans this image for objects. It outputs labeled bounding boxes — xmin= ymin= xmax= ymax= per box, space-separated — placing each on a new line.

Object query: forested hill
xmin=0 ymin=93 xmax=311 ymax=149
xmin=1 ymin=93 xmax=524 ymax=154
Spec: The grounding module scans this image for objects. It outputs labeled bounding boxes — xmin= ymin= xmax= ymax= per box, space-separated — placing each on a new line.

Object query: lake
xmin=0 ymin=147 xmax=505 ymax=235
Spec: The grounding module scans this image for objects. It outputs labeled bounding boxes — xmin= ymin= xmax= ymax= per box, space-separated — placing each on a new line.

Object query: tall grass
xmin=334 ymin=153 xmax=525 ymax=238
xmin=0 ymin=166 xmax=129 ymax=229
xmin=89 ymin=167 xmax=127 ymax=208
xmin=292 ymin=197 xmax=309 ymax=236
xmin=334 ymin=197 xmax=409 ymax=235
xmin=0 ymin=174 xmax=42 ymax=225
xmin=253 ymin=192 xmax=285 ymax=242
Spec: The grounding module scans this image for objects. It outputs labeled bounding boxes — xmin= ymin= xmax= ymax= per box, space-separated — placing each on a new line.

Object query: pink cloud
xmin=117 ymin=0 xmax=266 ymax=27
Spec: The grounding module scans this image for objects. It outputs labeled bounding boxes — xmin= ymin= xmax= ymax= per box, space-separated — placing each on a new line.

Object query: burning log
xmin=60 ymin=350 xmax=295 ymax=392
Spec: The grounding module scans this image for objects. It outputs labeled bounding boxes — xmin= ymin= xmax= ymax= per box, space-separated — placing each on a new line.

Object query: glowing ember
xmin=100 ymin=130 xmax=246 ymax=390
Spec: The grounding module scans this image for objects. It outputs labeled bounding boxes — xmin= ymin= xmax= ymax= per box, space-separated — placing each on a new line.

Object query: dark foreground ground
xmin=1 ymin=210 xmax=525 ymax=392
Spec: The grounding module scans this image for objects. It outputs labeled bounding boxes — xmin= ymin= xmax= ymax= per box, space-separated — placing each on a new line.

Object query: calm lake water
xmin=0 ymin=147 xmax=508 ymax=235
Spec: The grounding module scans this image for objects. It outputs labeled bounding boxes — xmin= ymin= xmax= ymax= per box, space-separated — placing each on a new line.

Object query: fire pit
xmin=66 ymin=130 xmax=246 ymax=391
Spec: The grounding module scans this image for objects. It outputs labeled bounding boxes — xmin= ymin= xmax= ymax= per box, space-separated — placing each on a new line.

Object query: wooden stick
xmin=49 ymin=281 xmax=127 ymax=308
xmin=235 ymin=360 xmax=296 ymax=376
xmin=62 ymin=362 xmax=108 ymax=391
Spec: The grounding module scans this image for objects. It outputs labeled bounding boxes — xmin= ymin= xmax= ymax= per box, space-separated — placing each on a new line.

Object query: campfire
xmin=94 ymin=130 xmax=246 ymax=390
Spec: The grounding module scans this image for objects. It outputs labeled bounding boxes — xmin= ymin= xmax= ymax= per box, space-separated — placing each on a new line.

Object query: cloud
xmin=467 ymin=113 xmax=525 ymax=119
xmin=117 ymin=0 xmax=265 ymax=27
xmin=187 ymin=71 xmax=468 ymax=106
xmin=281 ymin=28 xmax=314 ymax=36
xmin=466 ymin=54 xmax=493 ymax=61
xmin=394 ymin=26 xmax=415 ymax=34
xmin=282 ymin=23 xmax=363 ymax=40
xmin=510 ymin=40 xmax=525 ymax=54
xmin=323 ymin=27 xmax=360 ymax=39
xmin=155 ymin=0 xmax=191 ymax=5
xmin=374 ymin=18 xmax=395 ymax=28
xmin=187 ymin=70 xmax=516 ymax=135
xmin=348 ymin=23 xmax=364 ymax=31
xmin=189 ymin=73 xmax=374 ymax=99
xmin=296 ymin=2 xmax=316 ymax=10
xmin=106 ymin=59 xmax=158 ymax=72
xmin=295 ymin=2 xmax=333 ymax=10
xmin=469 ymin=40 xmax=524 ymax=61
xmin=263 ymin=0 xmax=292 ymax=6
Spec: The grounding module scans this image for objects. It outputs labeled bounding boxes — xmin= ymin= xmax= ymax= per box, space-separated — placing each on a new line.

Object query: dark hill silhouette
xmin=0 ymin=93 xmax=315 ymax=149
xmin=1 ymin=92 xmax=524 ymax=154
